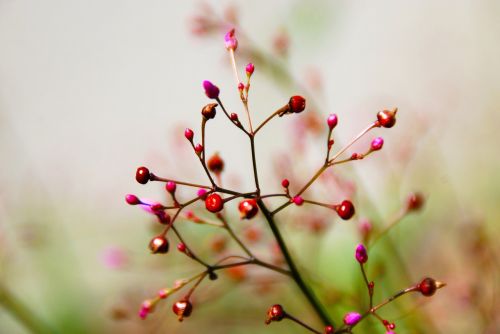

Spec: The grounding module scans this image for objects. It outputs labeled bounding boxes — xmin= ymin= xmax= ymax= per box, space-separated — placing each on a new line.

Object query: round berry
xmin=371 ymin=137 xmax=384 ymax=151
xmin=418 ymin=277 xmax=438 ymax=297
xmin=136 ymin=167 xmax=150 ymax=184
xmin=166 ymin=181 xmax=176 ymax=193
xmin=149 ymin=236 xmax=169 ymax=254
xmin=281 ymin=178 xmax=290 ymax=188
xmin=177 ymin=242 xmax=186 ymax=253
xmin=324 ymin=325 xmax=334 ymax=334
xmin=336 ymin=200 xmax=355 ymax=220
xmin=125 ymin=194 xmax=141 ymax=205
xmin=265 ymin=304 xmax=285 ymax=324
xmin=238 ymin=199 xmax=259 ymax=219
xmin=207 ymin=153 xmax=224 ymax=174
xmin=230 ymin=113 xmax=239 ymax=121
xmin=201 ymin=103 xmax=217 ymax=119
xmin=377 ymin=109 xmax=397 ymax=128
xmin=289 ymin=95 xmax=306 ymax=113
xmin=327 ymin=114 xmax=338 ymax=130
xmin=355 ymin=244 xmax=368 ymax=264
xmin=205 ymin=193 xmax=224 ymax=213
xmin=172 ymin=299 xmax=193 ymax=322
xmin=292 ymin=196 xmax=304 ymax=206
xmin=184 ymin=128 xmax=194 ymax=141
xmin=406 ymin=192 xmax=424 ymax=211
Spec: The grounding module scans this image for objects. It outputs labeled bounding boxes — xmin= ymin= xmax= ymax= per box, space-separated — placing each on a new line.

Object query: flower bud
xmin=377 ymin=108 xmax=398 ymax=128
xmin=343 ymin=312 xmax=362 ymax=326
xmin=172 ymin=299 xmax=193 ymax=322
xmin=327 ymin=114 xmax=338 ymax=130
xmin=201 ymin=103 xmax=217 ymax=119
xmin=418 ymin=277 xmax=446 ymax=296
xmin=406 ymin=192 xmax=424 ymax=212
xmin=224 ymin=28 xmax=238 ymax=51
xmin=149 ymin=236 xmax=169 ymax=254
xmin=292 ymin=196 xmax=304 ymax=206
xmin=324 ymin=325 xmax=334 ymax=334
xmin=371 ymin=137 xmax=384 ymax=151
xmin=166 ymin=181 xmax=176 ymax=193
xmin=265 ymin=304 xmax=285 ymax=324
xmin=184 ymin=128 xmax=194 ymax=141
xmin=281 ymin=178 xmax=290 ymax=188
xmin=355 ymin=244 xmax=368 ymax=264
xmin=207 ymin=153 xmax=224 ymax=174
xmin=136 ymin=166 xmax=150 ymax=184
xmin=246 ymin=63 xmax=255 ymax=76
xmin=203 ymin=80 xmax=220 ymax=99
xmin=197 ymin=188 xmax=208 ymax=199
xmin=288 ymin=95 xmax=306 ymax=113
xmin=125 ymin=194 xmax=141 ymax=205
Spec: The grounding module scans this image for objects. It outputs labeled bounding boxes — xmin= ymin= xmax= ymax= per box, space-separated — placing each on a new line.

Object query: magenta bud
xmin=238 ymin=82 xmax=244 ymax=91
xmin=246 ymin=63 xmax=255 ymax=76
xmin=125 ymin=194 xmax=141 ymax=205
xmin=166 ymin=181 xmax=177 ymax=193
xmin=194 ymin=144 xmax=203 ymax=154
xmin=197 ymin=188 xmax=208 ymax=199
xmin=343 ymin=312 xmax=362 ymax=326
xmin=138 ymin=309 xmax=148 ymax=319
xmin=327 ymin=114 xmax=338 ymax=130
xmin=292 ymin=196 xmax=304 ymax=206
xmin=203 ymin=80 xmax=220 ymax=99
xmin=371 ymin=137 xmax=384 ymax=151
xmin=184 ymin=128 xmax=194 ymax=141
xmin=355 ymin=244 xmax=368 ymax=264
xmin=224 ymin=28 xmax=238 ymax=50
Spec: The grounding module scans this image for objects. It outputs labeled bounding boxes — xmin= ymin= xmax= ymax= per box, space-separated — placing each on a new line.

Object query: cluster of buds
xmin=126 ymin=25 xmax=443 ymax=334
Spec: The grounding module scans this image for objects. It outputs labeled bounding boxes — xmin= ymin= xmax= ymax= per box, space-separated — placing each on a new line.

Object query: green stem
xmin=257 ymin=199 xmax=333 ymax=327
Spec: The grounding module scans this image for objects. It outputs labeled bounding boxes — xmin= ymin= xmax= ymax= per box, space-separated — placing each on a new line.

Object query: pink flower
xmin=224 ymin=28 xmax=238 ymax=50
xmin=203 ymin=80 xmax=220 ymax=99
xmin=343 ymin=312 xmax=362 ymax=326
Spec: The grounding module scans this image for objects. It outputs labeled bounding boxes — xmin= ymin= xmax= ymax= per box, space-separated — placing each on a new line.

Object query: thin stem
xmin=286 ymin=313 xmax=322 ymax=334
xmin=170 ymin=225 xmax=210 ymax=268
xmin=150 ymin=175 xmax=211 ymax=189
xmin=254 ymin=107 xmax=287 ymax=134
xmin=215 ymin=98 xmax=250 ymax=135
xmin=303 ymin=199 xmax=334 ymax=210
xmin=369 ymin=208 xmax=407 ymax=247
xmin=229 ymin=49 xmax=253 ymax=133
xmin=249 ymin=135 xmax=260 ymax=192
xmin=328 ymin=123 xmax=376 ymax=164
xmin=0 ymin=285 xmax=54 ymax=334
xmin=216 ymin=213 xmax=253 ymax=257
xmin=359 ymin=264 xmax=373 ymax=308
xmin=257 ymin=199 xmax=333 ymax=326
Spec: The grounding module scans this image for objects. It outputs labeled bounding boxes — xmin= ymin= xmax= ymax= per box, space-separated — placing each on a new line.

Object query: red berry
xmin=292 ymin=196 xmax=304 ymax=206
xmin=184 ymin=128 xmax=194 ymax=141
xmin=136 ymin=167 xmax=150 ymax=184
xmin=177 ymin=243 xmax=186 ymax=253
xmin=281 ymin=178 xmax=290 ymax=188
xmin=406 ymin=192 xmax=424 ymax=211
xmin=166 ymin=181 xmax=177 ymax=193
xmin=148 ymin=236 xmax=169 ymax=254
xmin=238 ymin=82 xmax=244 ymax=91
xmin=194 ymin=144 xmax=203 ymax=154
xmin=230 ymin=113 xmax=239 ymax=121
xmin=238 ymin=199 xmax=259 ymax=219
xmin=265 ymin=304 xmax=285 ymax=324
xmin=418 ymin=277 xmax=438 ymax=296
xmin=376 ymin=108 xmax=397 ymax=128
xmin=201 ymin=103 xmax=217 ymax=119
xmin=205 ymin=193 xmax=224 ymax=213
xmin=172 ymin=299 xmax=193 ymax=321
xmin=125 ymin=194 xmax=141 ymax=205
xmin=336 ymin=200 xmax=355 ymax=220
xmin=207 ymin=153 xmax=224 ymax=174
xmin=324 ymin=325 xmax=334 ymax=334
xmin=289 ymin=95 xmax=306 ymax=113
xmin=327 ymin=114 xmax=338 ymax=130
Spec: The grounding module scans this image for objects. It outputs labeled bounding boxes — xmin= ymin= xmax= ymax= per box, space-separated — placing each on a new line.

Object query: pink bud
xmin=246 ymin=63 xmax=255 ymax=76
xmin=177 ymin=243 xmax=186 ymax=253
xmin=138 ymin=308 xmax=148 ymax=319
xmin=125 ymin=194 xmax=140 ymax=205
xmin=203 ymin=80 xmax=220 ymax=99
xmin=327 ymin=114 xmax=338 ymax=130
xmin=197 ymin=188 xmax=208 ymax=199
xmin=158 ymin=289 xmax=169 ymax=299
xmin=224 ymin=28 xmax=238 ymax=50
xmin=230 ymin=113 xmax=239 ymax=121
xmin=343 ymin=312 xmax=362 ymax=326
xmin=166 ymin=181 xmax=176 ymax=193
xmin=194 ymin=144 xmax=203 ymax=154
xmin=281 ymin=179 xmax=290 ymax=188
xmin=184 ymin=128 xmax=194 ymax=141
xmin=371 ymin=137 xmax=384 ymax=151
xmin=238 ymin=82 xmax=244 ymax=91
xmin=355 ymin=244 xmax=368 ymax=264
xmin=292 ymin=196 xmax=304 ymax=206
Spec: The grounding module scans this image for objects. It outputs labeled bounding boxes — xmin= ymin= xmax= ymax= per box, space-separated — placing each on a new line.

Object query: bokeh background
xmin=1 ymin=0 xmax=499 ymax=333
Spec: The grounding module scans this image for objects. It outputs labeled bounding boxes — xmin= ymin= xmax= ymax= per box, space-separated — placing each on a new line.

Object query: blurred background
xmin=0 ymin=0 xmax=499 ymax=333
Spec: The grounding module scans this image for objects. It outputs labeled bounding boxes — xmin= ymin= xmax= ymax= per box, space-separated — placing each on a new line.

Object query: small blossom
xmin=203 ymin=80 xmax=220 ymax=99
xmin=343 ymin=312 xmax=362 ymax=326
xmin=224 ymin=28 xmax=238 ymax=50
xmin=355 ymin=244 xmax=368 ymax=264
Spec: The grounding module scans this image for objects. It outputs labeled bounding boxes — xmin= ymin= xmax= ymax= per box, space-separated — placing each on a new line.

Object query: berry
xmin=166 ymin=181 xmax=176 ymax=193
xmin=184 ymin=128 xmax=194 ymax=141
xmin=292 ymin=196 xmax=304 ymax=206
xmin=371 ymin=137 xmax=384 ymax=151
xmin=238 ymin=82 xmax=244 ymax=91
xmin=125 ymin=194 xmax=141 ymax=205
xmin=201 ymin=103 xmax=217 ymax=119
xmin=343 ymin=312 xmax=362 ymax=326
xmin=327 ymin=114 xmax=338 ymax=130
xmin=172 ymin=299 xmax=193 ymax=321
xmin=158 ymin=289 xmax=169 ymax=299
xmin=324 ymin=325 xmax=335 ymax=334
xmin=265 ymin=304 xmax=285 ymax=324
xmin=288 ymin=95 xmax=306 ymax=113
xmin=246 ymin=63 xmax=255 ymax=76
xmin=238 ymin=199 xmax=259 ymax=219
xmin=136 ymin=167 xmax=150 ymax=184
xmin=194 ymin=144 xmax=203 ymax=154
xmin=207 ymin=153 xmax=224 ymax=174
xmin=203 ymin=80 xmax=219 ymax=99
xmin=355 ymin=244 xmax=368 ymax=264
xmin=406 ymin=192 xmax=424 ymax=212
xmin=197 ymin=188 xmax=208 ymax=199
xmin=281 ymin=178 xmax=290 ymax=188
xmin=336 ymin=200 xmax=355 ymax=220
xmin=205 ymin=193 xmax=224 ymax=213
xmin=148 ymin=236 xmax=169 ymax=254
xmin=177 ymin=242 xmax=186 ymax=253
xmin=377 ymin=108 xmax=398 ymax=128
xmin=418 ymin=277 xmax=440 ymax=297
xmin=230 ymin=113 xmax=239 ymax=121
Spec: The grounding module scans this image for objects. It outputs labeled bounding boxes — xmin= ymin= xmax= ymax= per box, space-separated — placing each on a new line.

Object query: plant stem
xmin=0 ymin=285 xmax=54 ymax=334
xmin=257 ymin=199 xmax=333 ymax=327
